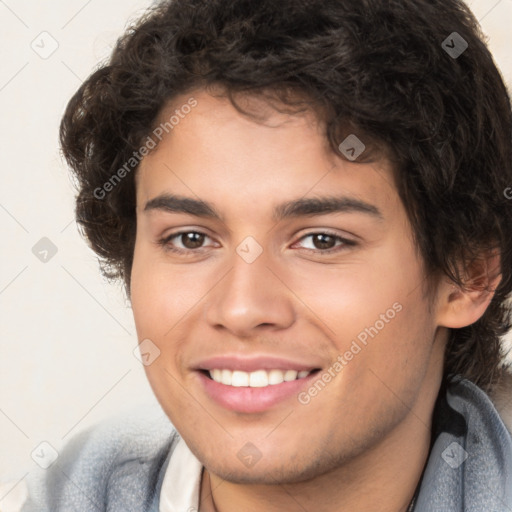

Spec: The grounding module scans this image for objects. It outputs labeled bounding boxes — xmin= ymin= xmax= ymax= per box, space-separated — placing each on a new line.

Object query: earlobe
xmin=436 ymin=250 xmax=502 ymax=329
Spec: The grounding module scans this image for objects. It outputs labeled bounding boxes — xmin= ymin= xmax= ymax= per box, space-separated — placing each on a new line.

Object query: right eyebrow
xmin=144 ymin=194 xmax=223 ymax=220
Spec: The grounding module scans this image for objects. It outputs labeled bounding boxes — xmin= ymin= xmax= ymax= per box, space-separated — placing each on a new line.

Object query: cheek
xmin=130 ymin=244 xmax=193 ymax=410
xmin=286 ymin=242 xmax=423 ymax=336
xmin=130 ymin=241 xmax=177 ymax=367
xmin=294 ymin=242 xmax=432 ymax=379
xmin=129 ymin=242 xmax=219 ymax=385
xmin=130 ymin=241 xmax=200 ymax=333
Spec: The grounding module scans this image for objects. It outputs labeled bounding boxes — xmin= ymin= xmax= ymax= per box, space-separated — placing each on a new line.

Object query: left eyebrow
xmin=143 ymin=193 xmax=384 ymax=222
xmin=272 ymin=196 xmax=384 ymax=222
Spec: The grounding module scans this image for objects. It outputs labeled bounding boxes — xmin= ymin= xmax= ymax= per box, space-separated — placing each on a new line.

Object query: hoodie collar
xmin=413 ymin=376 xmax=512 ymax=511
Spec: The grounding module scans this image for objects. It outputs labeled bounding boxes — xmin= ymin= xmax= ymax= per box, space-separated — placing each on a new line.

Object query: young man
xmin=20 ymin=0 xmax=512 ymax=510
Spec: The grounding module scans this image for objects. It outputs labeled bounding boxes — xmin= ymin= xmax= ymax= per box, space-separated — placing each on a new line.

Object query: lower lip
xmin=196 ymin=370 xmax=319 ymax=413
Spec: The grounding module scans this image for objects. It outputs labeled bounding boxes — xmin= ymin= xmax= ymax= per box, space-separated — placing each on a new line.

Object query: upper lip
xmin=195 ymin=355 xmax=321 ymax=373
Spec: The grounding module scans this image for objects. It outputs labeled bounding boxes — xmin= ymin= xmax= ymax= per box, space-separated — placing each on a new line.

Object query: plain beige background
xmin=0 ymin=0 xmax=511 ymax=492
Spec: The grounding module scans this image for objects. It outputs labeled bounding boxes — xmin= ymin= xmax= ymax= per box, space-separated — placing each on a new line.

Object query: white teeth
xmin=207 ymin=368 xmax=312 ymax=387
xmin=249 ymin=370 xmax=268 ymax=387
xmin=268 ymin=369 xmax=285 ymax=385
xmin=221 ymin=369 xmax=232 ymax=385
xmin=284 ymin=370 xmax=298 ymax=381
xmin=231 ymin=370 xmax=249 ymax=387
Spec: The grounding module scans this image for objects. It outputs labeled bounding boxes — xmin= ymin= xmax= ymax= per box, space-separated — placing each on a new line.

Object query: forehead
xmin=135 ymin=89 xmax=398 ymax=216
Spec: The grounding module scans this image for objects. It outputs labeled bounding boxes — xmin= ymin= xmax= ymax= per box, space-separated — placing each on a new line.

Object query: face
xmin=130 ymin=88 xmax=447 ymax=484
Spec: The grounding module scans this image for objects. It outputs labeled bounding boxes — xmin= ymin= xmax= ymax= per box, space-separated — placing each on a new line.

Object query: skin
xmin=130 ymin=87 xmax=498 ymax=512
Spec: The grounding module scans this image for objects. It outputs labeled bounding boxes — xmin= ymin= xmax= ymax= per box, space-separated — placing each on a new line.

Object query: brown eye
xmin=158 ymin=230 xmax=214 ymax=254
xmin=180 ymin=232 xmax=206 ymax=249
xmin=311 ymin=233 xmax=336 ymax=250
xmin=294 ymin=232 xmax=357 ymax=255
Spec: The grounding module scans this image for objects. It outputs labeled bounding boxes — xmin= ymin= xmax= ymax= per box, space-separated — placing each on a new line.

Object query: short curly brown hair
xmin=59 ymin=0 xmax=512 ymax=393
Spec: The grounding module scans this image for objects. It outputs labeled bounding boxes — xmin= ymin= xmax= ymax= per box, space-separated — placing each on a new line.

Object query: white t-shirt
xmin=159 ymin=437 xmax=204 ymax=512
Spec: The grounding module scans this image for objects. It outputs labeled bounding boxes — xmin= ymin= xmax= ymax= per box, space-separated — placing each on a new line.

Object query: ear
xmin=436 ymin=249 xmax=502 ymax=329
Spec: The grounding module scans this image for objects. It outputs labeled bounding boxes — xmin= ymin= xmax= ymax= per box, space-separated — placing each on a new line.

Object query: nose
xmin=204 ymin=248 xmax=296 ymax=336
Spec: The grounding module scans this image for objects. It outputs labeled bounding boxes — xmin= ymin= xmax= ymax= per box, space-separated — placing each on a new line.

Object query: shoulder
xmin=21 ymin=402 xmax=179 ymax=512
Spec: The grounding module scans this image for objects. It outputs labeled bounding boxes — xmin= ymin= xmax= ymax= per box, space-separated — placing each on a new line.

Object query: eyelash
xmin=157 ymin=230 xmax=357 ymax=256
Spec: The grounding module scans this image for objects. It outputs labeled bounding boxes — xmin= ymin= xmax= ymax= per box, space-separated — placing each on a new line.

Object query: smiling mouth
xmin=200 ymin=368 xmax=322 ymax=388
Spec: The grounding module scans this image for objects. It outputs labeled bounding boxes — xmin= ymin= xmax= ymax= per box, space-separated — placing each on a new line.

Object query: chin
xmin=204 ymin=448 xmax=349 ymax=486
